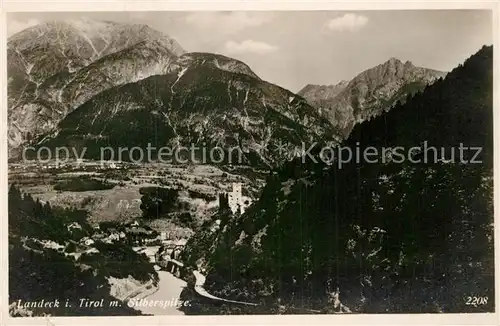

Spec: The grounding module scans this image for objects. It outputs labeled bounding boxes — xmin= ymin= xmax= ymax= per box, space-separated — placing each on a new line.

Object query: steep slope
xmin=175 ymin=52 xmax=261 ymax=79
xmin=297 ymin=80 xmax=349 ymax=108
xmin=181 ymin=46 xmax=493 ymax=313
xmin=8 ymin=185 xmax=157 ymax=316
xmin=8 ymin=19 xmax=185 ymax=156
xmin=299 ymin=58 xmax=446 ymax=136
xmin=38 ymin=52 xmax=337 ymax=167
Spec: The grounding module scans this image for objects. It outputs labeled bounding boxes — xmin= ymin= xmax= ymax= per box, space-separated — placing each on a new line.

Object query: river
xmin=135 ymin=270 xmax=187 ymax=315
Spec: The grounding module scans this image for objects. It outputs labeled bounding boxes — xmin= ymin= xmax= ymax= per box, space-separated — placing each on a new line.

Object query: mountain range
xmin=8 ymin=19 xmax=337 ymax=166
xmin=39 ymin=51 xmax=337 ymax=167
xmin=9 ymin=19 xmax=444 ymax=166
xmin=8 ymin=19 xmax=184 ymax=157
xmin=298 ymin=58 xmax=447 ymax=136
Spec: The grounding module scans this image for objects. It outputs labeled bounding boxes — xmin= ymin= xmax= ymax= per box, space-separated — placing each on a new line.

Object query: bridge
xmin=157 ymin=258 xmax=184 ymax=278
xmin=155 ymin=244 xmax=185 ymax=277
xmin=157 ymin=244 xmax=183 ymax=259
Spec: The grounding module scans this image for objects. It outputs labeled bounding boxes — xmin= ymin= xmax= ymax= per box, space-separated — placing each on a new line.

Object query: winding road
xmin=133 ymin=254 xmax=257 ymax=316
xmin=193 ymin=271 xmax=258 ymax=306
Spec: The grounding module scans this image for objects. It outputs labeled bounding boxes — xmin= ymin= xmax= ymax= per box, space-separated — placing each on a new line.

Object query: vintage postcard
xmin=1 ymin=1 xmax=498 ymax=325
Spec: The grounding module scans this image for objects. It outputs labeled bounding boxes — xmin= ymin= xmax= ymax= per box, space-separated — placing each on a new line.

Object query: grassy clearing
xmin=54 ymin=176 xmax=116 ymax=192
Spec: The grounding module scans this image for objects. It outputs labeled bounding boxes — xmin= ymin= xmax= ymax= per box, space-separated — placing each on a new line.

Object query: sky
xmin=7 ymin=10 xmax=493 ymax=92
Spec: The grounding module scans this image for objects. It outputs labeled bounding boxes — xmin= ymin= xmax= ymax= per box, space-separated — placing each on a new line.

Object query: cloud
xmin=185 ymin=12 xmax=273 ymax=35
xmin=325 ymin=13 xmax=368 ymax=32
xmin=224 ymin=40 xmax=278 ymax=55
xmin=8 ymin=18 xmax=40 ymax=37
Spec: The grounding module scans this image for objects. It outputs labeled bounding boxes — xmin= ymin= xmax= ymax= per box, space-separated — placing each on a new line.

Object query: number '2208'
xmin=465 ymin=296 xmax=488 ymax=306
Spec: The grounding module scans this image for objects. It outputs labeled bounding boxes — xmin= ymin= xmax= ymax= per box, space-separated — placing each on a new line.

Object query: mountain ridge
xmin=181 ymin=45 xmax=493 ymax=314
xmin=298 ymin=57 xmax=447 ymax=136
xmin=36 ymin=51 xmax=337 ymax=167
xmin=8 ymin=19 xmax=186 ymax=157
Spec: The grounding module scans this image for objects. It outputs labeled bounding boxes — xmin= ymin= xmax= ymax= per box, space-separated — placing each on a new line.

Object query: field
xmin=8 ymin=160 xmax=267 ymax=232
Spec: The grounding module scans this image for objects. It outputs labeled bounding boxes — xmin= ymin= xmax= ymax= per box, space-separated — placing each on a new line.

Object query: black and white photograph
xmin=4 ymin=4 xmax=497 ymax=320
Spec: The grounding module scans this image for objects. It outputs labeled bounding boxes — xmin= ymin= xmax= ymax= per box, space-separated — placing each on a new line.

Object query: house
xmin=210 ymin=219 xmax=221 ymax=232
xmin=84 ymin=248 xmax=99 ymax=255
xmin=66 ymin=252 xmax=82 ymax=261
xmin=40 ymin=240 xmax=65 ymax=251
xmin=92 ymin=231 xmax=106 ymax=240
xmin=125 ymin=226 xmax=158 ymax=245
xmin=80 ymin=237 xmax=95 ymax=246
xmin=133 ymin=246 xmax=160 ymax=263
xmin=107 ymin=233 xmax=120 ymax=242
xmin=101 ymin=161 xmax=119 ymax=169
xmin=67 ymin=222 xmax=82 ymax=232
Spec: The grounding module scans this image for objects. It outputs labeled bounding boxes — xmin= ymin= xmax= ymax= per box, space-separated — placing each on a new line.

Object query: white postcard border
xmin=1 ymin=1 xmax=499 ymax=325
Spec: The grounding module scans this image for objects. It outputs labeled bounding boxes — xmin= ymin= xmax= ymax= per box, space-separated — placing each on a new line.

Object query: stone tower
xmin=228 ymin=182 xmax=243 ymax=214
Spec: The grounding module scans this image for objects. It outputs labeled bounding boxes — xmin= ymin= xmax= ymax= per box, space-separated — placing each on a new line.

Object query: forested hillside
xmin=8 ymin=184 xmax=157 ymax=316
xmin=180 ymin=45 xmax=494 ymax=313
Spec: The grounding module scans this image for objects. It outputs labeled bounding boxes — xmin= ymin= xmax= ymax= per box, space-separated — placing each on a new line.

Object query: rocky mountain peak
xmin=404 ymin=60 xmax=414 ymax=68
xmin=298 ymin=58 xmax=447 ymax=137
xmin=175 ymin=52 xmax=260 ymax=79
xmin=386 ymin=57 xmax=402 ymax=64
xmin=7 ymin=19 xmax=186 ymax=157
xmin=8 ymin=18 xmax=185 ymax=59
xmin=297 ymin=79 xmax=350 ymax=109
